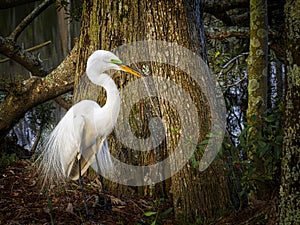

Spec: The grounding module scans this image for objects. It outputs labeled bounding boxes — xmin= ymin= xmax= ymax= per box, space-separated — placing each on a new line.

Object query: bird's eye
xmin=110 ymin=59 xmax=123 ymax=65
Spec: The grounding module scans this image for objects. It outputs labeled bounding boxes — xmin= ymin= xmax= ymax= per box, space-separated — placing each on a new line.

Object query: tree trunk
xmin=74 ymin=0 xmax=231 ymax=222
xmin=279 ymin=0 xmax=300 ymax=223
xmin=246 ymin=0 xmax=269 ymax=199
xmin=247 ymin=0 xmax=268 ymax=137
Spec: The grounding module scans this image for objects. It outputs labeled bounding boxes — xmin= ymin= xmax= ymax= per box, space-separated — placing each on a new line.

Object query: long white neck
xmin=87 ymin=70 xmax=120 ymax=135
xmin=100 ymin=74 xmax=121 ymax=129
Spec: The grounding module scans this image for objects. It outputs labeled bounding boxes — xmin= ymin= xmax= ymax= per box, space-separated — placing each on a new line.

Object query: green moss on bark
xmin=279 ymin=0 xmax=300 ymax=224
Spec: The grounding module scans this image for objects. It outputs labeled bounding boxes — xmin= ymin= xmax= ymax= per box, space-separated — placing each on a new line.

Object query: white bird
xmin=38 ymin=50 xmax=140 ymax=188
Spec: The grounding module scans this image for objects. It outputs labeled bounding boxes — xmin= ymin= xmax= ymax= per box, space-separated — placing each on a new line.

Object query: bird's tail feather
xmin=36 ymin=125 xmax=67 ymax=188
xmin=37 ymin=121 xmax=114 ymax=188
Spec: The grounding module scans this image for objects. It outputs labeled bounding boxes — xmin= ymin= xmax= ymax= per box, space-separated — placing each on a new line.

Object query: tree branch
xmin=211 ymin=11 xmax=249 ymax=26
xmin=205 ymin=26 xmax=249 ymax=39
xmin=203 ymin=0 xmax=249 ymax=25
xmin=55 ymin=96 xmax=72 ymax=110
xmin=202 ymin=0 xmax=249 ymax=14
xmin=0 ymin=0 xmax=41 ymax=9
xmin=0 ymin=36 xmax=48 ymax=76
xmin=0 ymin=45 xmax=78 ymax=141
xmin=206 ymin=26 xmax=285 ymax=61
xmin=212 ymin=12 xmax=235 ymax=26
xmin=9 ymin=0 xmax=55 ymax=41
xmin=0 ymin=40 xmax=51 ymax=63
xmin=231 ymin=12 xmax=249 ymax=25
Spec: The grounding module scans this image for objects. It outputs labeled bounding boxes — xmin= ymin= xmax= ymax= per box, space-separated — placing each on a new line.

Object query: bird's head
xmin=87 ymin=50 xmax=141 ymax=78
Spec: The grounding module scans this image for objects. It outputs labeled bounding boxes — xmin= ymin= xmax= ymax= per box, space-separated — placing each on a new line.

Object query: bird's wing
xmin=68 ymin=136 xmax=106 ymax=181
xmin=91 ymin=139 xmax=114 ymax=176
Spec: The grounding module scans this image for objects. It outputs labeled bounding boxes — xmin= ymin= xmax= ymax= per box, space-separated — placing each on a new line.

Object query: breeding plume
xmin=38 ymin=50 xmax=140 ymax=187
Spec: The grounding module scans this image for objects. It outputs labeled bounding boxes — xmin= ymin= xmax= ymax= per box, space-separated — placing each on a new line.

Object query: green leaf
xmin=161 ymin=207 xmax=173 ymax=217
xmin=190 ymin=155 xmax=200 ymax=168
xmin=215 ymin=51 xmax=221 ymax=58
xmin=249 ymin=114 xmax=257 ymax=122
xmin=144 ymin=211 xmax=157 ymax=217
xmin=238 ymin=190 xmax=246 ymax=197
xmin=239 ymin=126 xmax=250 ymax=137
xmin=263 ymin=115 xmax=276 ymax=123
xmin=151 ymin=220 xmax=157 ymax=225
xmin=205 ymin=132 xmax=213 ymax=138
xmin=200 ymin=139 xmax=209 ymax=145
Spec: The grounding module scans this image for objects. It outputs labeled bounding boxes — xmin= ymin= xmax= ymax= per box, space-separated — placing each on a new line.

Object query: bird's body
xmin=38 ymin=50 xmax=140 ymax=187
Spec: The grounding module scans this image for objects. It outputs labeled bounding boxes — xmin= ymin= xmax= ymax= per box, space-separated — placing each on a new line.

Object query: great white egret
xmin=37 ymin=50 xmax=140 ymax=217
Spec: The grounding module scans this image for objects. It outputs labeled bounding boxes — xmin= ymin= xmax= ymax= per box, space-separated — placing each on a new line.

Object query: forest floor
xmin=0 ymin=160 xmax=277 ymax=225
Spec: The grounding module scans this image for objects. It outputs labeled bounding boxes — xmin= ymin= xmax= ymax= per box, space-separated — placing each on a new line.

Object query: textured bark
xmin=246 ymin=0 xmax=269 ymax=199
xmin=247 ymin=0 xmax=268 ymax=131
xmin=279 ymin=0 xmax=300 ymax=223
xmin=74 ymin=0 xmax=231 ymax=222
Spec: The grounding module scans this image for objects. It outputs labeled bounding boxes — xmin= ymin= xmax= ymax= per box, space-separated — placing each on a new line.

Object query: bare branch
xmin=210 ymin=11 xmax=249 ymax=26
xmin=9 ymin=0 xmax=55 ymax=41
xmin=205 ymin=26 xmax=249 ymax=39
xmin=0 ymin=36 xmax=48 ymax=76
xmin=212 ymin=12 xmax=235 ymax=26
xmin=220 ymin=52 xmax=249 ymax=70
xmin=0 ymin=0 xmax=41 ymax=9
xmin=203 ymin=0 xmax=249 ymax=14
xmin=231 ymin=12 xmax=249 ymax=25
xmin=203 ymin=0 xmax=249 ymax=25
xmin=206 ymin=26 xmax=285 ymax=61
xmin=55 ymin=96 xmax=72 ymax=110
xmin=0 ymin=40 xmax=51 ymax=63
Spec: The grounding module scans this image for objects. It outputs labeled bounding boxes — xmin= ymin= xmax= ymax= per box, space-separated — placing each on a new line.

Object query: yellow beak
xmin=120 ymin=64 xmax=141 ymax=78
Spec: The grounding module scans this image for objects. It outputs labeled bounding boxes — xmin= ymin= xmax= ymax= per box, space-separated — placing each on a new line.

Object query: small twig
xmin=217 ymin=52 xmax=248 ymax=93
xmin=218 ymin=52 xmax=249 ymax=80
xmin=221 ymin=52 xmax=249 ymax=70
xmin=9 ymin=0 xmax=55 ymax=41
xmin=54 ymin=96 xmax=72 ymax=110
xmin=129 ymin=199 xmax=145 ymax=214
xmin=221 ymin=74 xmax=247 ymax=94
xmin=30 ymin=118 xmax=45 ymax=155
xmin=0 ymin=40 xmax=51 ymax=63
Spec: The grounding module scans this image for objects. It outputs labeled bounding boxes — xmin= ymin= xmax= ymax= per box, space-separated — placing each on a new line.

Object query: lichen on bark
xmin=246 ymin=0 xmax=269 ymax=199
xmin=279 ymin=0 xmax=300 ymax=223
